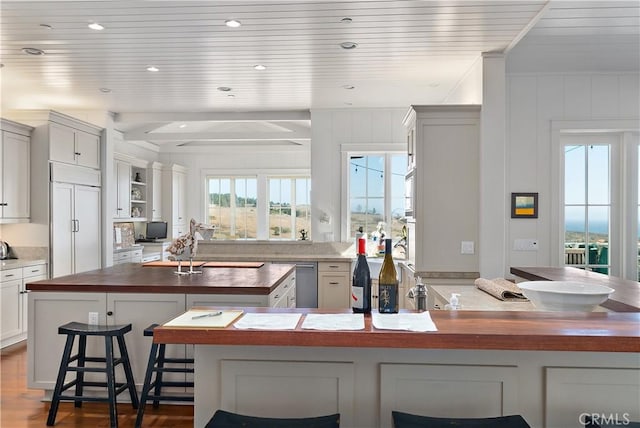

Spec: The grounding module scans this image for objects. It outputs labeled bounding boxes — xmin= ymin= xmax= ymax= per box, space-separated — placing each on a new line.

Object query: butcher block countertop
xmin=511 ymin=266 xmax=640 ymax=312
xmin=25 ymin=262 xmax=295 ymax=295
xmin=154 ymin=307 xmax=640 ymax=353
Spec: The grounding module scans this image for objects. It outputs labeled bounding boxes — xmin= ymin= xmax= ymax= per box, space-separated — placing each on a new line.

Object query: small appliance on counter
xmin=0 ymin=240 xmax=17 ymax=260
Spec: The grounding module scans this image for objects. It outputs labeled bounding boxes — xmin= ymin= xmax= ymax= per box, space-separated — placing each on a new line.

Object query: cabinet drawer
xmin=113 ymin=252 xmax=131 ymax=262
xmin=318 ymin=262 xmax=350 ymax=273
xmin=1 ymin=268 xmax=22 ymax=282
xmin=23 ymin=264 xmax=46 ymax=278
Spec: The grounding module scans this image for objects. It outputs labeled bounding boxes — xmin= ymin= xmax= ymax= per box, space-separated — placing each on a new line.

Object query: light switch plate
xmin=88 ymin=312 xmax=99 ymax=325
xmin=461 ymin=241 xmax=475 ymax=254
xmin=514 ymin=238 xmax=538 ymax=251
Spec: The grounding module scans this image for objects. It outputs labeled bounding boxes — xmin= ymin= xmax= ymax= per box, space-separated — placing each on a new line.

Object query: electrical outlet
xmin=88 ymin=312 xmax=99 ymax=325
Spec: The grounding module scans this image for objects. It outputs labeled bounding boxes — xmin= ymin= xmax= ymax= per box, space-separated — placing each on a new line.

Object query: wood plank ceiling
xmin=0 ymin=1 xmax=637 ymax=148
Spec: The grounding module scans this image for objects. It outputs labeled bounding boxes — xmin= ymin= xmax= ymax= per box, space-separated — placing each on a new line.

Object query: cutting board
xmin=143 ymin=261 xmax=206 ymax=267
xmin=164 ymin=309 xmax=244 ymax=328
xmin=202 ymin=261 xmax=264 ymax=268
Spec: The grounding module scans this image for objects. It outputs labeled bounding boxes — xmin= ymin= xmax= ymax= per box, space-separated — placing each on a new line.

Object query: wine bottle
xmin=352 ymin=238 xmax=371 ymax=313
xmin=378 ymin=238 xmax=398 ymax=313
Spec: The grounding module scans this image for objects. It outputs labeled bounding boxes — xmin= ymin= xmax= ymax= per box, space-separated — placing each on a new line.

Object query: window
xmin=206 ymin=177 xmax=257 ymax=239
xmin=563 ymin=142 xmax=610 ymax=273
xmin=268 ymin=177 xmax=311 ymax=240
xmin=205 ymin=173 xmax=310 ymax=240
xmin=347 ymin=153 xmax=407 ymax=242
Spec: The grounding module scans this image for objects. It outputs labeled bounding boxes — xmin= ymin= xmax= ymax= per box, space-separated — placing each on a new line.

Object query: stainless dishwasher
xmin=273 ymin=261 xmax=318 ymax=308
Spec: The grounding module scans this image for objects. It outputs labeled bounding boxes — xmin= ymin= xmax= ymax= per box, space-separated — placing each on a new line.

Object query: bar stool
xmin=392 ymin=411 xmax=531 ymax=428
xmin=47 ymin=322 xmax=139 ymax=428
xmin=135 ymin=323 xmax=194 ymax=428
xmin=205 ymin=410 xmax=341 ymax=428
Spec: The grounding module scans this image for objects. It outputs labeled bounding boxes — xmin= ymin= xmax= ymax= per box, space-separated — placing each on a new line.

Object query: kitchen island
xmin=154 ymin=308 xmax=640 ymax=428
xmin=25 ymin=262 xmax=295 ymax=395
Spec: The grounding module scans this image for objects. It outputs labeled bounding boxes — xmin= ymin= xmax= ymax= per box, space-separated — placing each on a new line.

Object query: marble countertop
xmin=0 ymin=258 xmax=47 ymax=271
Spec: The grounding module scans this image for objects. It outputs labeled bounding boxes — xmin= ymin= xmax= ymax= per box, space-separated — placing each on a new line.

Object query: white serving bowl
xmin=518 ymin=281 xmax=614 ymax=312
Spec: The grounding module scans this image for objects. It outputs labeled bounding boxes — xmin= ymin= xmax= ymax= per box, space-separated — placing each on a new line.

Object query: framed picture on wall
xmin=511 ymin=192 xmax=538 ymax=218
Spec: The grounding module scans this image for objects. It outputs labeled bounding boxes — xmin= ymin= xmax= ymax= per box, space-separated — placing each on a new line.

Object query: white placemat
xmin=371 ymin=312 xmax=438 ymax=332
xmin=233 ymin=313 xmax=302 ymax=330
xmin=301 ymin=313 xmax=365 ymax=330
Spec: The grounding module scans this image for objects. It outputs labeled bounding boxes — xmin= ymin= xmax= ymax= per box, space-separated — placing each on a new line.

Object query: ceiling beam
xmin=505 ymin=1 xmax=551 ymax=53
xmin=115 ymin=110 xmax=311 ymax=123
xmin=123 ymin=130 xmax=311 ymax=141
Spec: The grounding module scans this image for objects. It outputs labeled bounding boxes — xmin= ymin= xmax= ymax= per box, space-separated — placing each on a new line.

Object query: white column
xmin=479 ymin=53 xmax=507 ymax=278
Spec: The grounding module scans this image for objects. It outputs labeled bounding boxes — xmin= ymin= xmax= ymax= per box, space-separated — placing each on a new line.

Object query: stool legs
xmin=153 ymin=344 xmax=166 ymax=408
xmin=116 ymin=333 xmax=139 ymax=409
xmin=135 ymin=342 xmax=159 ymax=428
xmin=104 ymin=336 xmax=118 ymax=428
xmin=47 ymin=334 xmax=76 ymax=426
xmin=74 ymin=335 xmax=86 ymax=408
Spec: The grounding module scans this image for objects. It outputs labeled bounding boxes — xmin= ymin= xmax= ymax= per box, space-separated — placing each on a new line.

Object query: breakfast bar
xmin=154 ymin=308 xmax=640 ymax=428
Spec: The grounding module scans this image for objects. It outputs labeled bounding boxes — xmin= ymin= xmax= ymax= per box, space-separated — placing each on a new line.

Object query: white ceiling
xmin=1 ymin=0 xmax=637 ymax=149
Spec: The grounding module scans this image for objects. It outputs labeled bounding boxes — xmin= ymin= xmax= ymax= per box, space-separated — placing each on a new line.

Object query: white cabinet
xmin=163 ymin=164 xmax=187 ymax=238
xmin=402 ymin=106 xmax=481 ymax=273
xmin=113 ymin=247 xmax=143 ymax=265
xmin=0 ymin=119 xmax=32 ymax=223
xmin=130 ymin=164 xmax=147 ymax=220
xmin=150 ymin=162 xmax=163 ymax=221
xmin=51 ymin=167 xmax=101 ymax=278
xmin=318 ymin=262 xmax=351 ymax=309
xmin=114 ymin=158 xmax=131 ymax=219
xmin=1 ymin=263 xmax=47 ymax=348
xmin=49 ymin=121 xmax=100 ymax=169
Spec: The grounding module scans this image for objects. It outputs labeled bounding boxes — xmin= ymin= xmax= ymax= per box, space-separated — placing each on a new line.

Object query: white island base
xmin=192 ymin=344 xmax=639 ymax=428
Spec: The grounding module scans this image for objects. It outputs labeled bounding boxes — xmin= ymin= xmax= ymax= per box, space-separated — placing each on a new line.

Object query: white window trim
xmin=551 ymin=119 xmax=639 ymax=280
xmin=340 ymin=143 xmax=405 ymax=241
xmin=201 ymin=168 xmax=310 ymax=240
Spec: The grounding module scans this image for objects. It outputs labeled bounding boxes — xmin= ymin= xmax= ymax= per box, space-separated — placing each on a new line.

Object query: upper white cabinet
xmin=163 ymin=163 xmax=187 ymax=238
xmin=49 ymin=121 xmax=100 ymax=169
xmin=150 ymin=161 xmax=163 ymax=221
xmin=0 ymin=119 xmax=32 ymax=223
xmin=113 ymin=152 xmax=150 ymax=221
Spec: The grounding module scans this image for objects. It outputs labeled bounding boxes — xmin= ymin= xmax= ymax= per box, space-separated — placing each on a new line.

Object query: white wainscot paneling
xmin=379 ymin=364 xmax=519 ymax=428
xmin=564 ymin=75 xmax=592 ymax=118
xmin=221 ymin=360 xmax=355 ymax=423
xmin=619 ymin=74 xmax=640 ymax=118
xmin=591 ymin=75 xmax=620 ymax=118
xmin=546 ymin=367 xmax=640 ymax=428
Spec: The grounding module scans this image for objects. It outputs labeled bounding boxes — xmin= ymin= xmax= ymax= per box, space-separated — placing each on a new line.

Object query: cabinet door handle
xmin=75 ymin=219 xmax=80 ymax=232
xmin=329 ymin=282 xmax=339 ymax=285
xmin=0 ymin=202 xmax=7 ymax=206
xmin=274 ymin=294 xmax=280 ymax=299
xmin=5 ymin=274 xmax=14 ymax=277
xmin=107 ymin=311 xmax=113 ymax=316
xmin=74 ymin=152 xmax=81 ymax=156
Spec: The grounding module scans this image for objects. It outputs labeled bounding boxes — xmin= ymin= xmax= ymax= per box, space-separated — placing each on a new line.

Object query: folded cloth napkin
xmin=474 ymin=277 xmax=529 ymax=301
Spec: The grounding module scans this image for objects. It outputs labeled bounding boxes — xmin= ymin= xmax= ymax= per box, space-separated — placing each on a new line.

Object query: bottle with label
xmin=378 ymin=238 xmax=399 ymax=313
xmin=352 ymin=238 xmax=372 ymax=313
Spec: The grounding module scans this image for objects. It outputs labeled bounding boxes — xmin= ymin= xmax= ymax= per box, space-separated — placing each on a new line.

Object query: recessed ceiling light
xmin=340 ymin=41 xmax=358 ymax=50
xmin=179 ymin=124 xmax=187 ymax=129
xmin=99 ymin=87 xmax=112 ymax=93
xmin=342 ymin=84 xmax=355 ymax=90
xmin=39 ymin=24 xmax=53 ymax=30
xmin=88 ymin=22 xmax=104 ymax=31
xmin=225 ymin=19 xmax=241 ymax=28
xmin=146 ymin=65 xmax=159 ymax=72
xmin=429 ymin=83 xmax=440 ymax=88
xmin=341 ymin=17 xmax=352 ymax=24
xmin=217 ymin=86 xmax=232 ymax=92
xmin=227 ymin=94 xmax=235 ymax=98
xmin=344 ymin=102 xmax=353 ymax=106
xmin=253 ymin=64 xmax=266 ymax=71
xmin=21 ymin=47 xmax=45 ymax=56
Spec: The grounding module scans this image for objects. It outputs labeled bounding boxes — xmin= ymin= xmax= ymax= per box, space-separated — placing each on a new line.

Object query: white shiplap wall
xmin=506 ymin=72 xmax=640 ymax=273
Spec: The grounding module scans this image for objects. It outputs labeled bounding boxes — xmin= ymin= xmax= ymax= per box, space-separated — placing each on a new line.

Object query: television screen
xmin=145 ymin=222 xmax=168 ymax=240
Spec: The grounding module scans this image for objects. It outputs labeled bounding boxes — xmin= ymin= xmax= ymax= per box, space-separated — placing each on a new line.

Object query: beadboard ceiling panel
xmin=0 ymin=1 xmax=637 ymax=147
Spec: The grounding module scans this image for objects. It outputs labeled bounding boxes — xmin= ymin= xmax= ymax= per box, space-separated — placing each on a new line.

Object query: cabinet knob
xmin=74 ymin=152 xmax=81 ymax=156
xmin=107 ymin=311 xmax=113 ymax=316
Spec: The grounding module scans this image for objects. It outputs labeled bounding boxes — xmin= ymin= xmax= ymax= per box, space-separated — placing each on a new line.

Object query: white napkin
xmin=233 ymin=313 xmax=301 ymax=330
xmin=301 ymin=313 xmax=365 ymax=331
xmin=371 ymin=312 xmax=438 ymax=332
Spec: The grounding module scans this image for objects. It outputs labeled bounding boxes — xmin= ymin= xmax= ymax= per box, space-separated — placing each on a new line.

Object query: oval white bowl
xmin=518 ymin=281 xmax=614 ymax=312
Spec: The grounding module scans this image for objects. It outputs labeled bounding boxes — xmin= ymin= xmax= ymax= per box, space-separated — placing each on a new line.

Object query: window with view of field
xmin=205 ymin=175 xmax=310 ymax=240
xmin=206 ymin=177 xmax=257 ymax=239
xmin=348 ymin=154 xmax=407 ymax=243
xmin=268 ymin=177 xmax=311 ymax=240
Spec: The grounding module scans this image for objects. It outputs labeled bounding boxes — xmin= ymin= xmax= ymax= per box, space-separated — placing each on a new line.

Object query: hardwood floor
xmin=0 ymin=341 xmax=194 ymax=427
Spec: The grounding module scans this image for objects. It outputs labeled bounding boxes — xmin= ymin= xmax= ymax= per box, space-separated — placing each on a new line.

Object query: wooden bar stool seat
xmin=392 ymin=411 xmax=531 ymax=428
xmin=135 ymin=323 xmax=194 ymax=428
xmin=47 ymin=322 xmax=139 ymax=428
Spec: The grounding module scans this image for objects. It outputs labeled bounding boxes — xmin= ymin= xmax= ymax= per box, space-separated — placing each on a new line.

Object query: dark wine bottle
xmin=378 ymin=238 xmax=398 ymax=313
xmin=352 ymin=238 xmax=371 ymax=313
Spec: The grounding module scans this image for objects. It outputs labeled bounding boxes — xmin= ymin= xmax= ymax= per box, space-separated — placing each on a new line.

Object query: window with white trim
xmin=206 ymin=176 xmax=257 ymax=239
xmin=268 ymin=177 xmax=311 ymax=240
